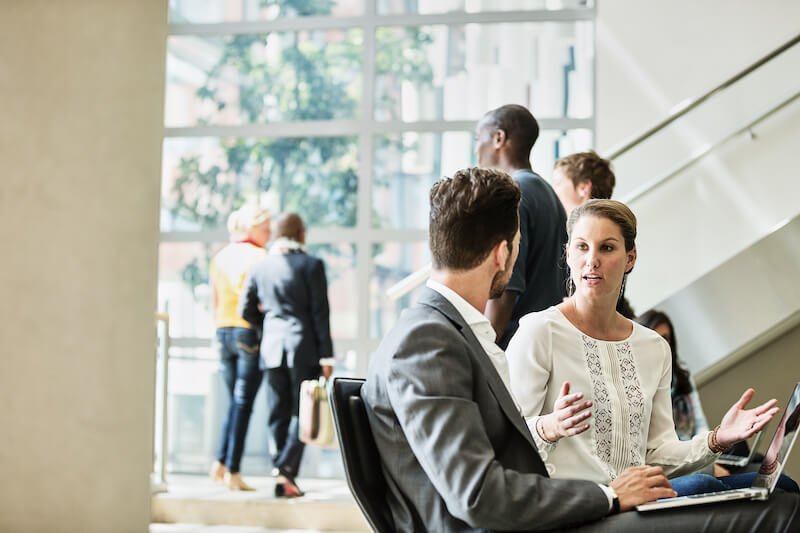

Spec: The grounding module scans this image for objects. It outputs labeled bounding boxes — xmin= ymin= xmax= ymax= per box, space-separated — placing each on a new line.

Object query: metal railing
xmin=605 ymin=33 xmax=800 ymax=161
xmin=152 ymin=312 xmax=170 ymax=493
xmin=619 ymin=90 xmax=800 ymax=204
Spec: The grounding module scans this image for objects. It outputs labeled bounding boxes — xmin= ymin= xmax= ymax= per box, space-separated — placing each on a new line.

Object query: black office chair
xmin=330 ymin=377 xmax=395 ymax=533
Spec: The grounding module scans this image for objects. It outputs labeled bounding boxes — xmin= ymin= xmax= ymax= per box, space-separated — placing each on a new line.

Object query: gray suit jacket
xmin=362 ymin=287 xmax=609 ymax=532
xmin=239 ymin=250 xmax=333 ymax=369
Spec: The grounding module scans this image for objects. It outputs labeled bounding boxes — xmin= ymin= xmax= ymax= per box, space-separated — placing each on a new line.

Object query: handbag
xmin=298 ymin=376 xmax=338 ymax=449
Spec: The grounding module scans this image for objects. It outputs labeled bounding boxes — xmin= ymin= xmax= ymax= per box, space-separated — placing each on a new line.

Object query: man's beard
xmin=489 ymin=244 xmax=515 ymax=299
xmin=489 ymin=272 xmax=506 ymax=299
xmin=489 ymin=267 xmax=511 ymax=299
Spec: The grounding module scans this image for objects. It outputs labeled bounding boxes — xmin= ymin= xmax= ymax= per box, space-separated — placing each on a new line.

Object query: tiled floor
xmin=151 ymin=475 xmax=369 ymax=532
xmin=150 ymin=525 xmax=359 ymax=533
xmin=153 ymin=474 xmax=354 ymax=503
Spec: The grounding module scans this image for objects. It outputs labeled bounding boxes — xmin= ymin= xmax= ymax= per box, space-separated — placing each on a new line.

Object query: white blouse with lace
xmin=506 ymin=307 xmax=718 ymax=484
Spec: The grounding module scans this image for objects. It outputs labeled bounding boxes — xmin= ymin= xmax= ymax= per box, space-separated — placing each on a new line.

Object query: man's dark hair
xmin=274 ymin=212 xmax=304 ymax=241
xmin=554 ymin=150 xmax=616 ymax=200
xmin=482 ymin=104 xmax=540 ymax=164
xmin=429 ymin=167 xmax=521 ymax=270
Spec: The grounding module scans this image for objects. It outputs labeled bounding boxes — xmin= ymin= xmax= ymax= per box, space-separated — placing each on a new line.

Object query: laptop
xmin=637 ymin=381 xmax=800 ymax=512
xmin=716 ymin=429 xmax=763 ymax=467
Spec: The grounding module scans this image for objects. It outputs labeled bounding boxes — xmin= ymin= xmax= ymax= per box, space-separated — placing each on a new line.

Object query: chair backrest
xmin=330 ymin=377 xmax=395 ymax=533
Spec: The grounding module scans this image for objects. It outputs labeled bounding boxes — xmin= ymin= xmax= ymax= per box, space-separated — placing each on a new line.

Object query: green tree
xmin=168 ymin=0 xmax=433 ymax=294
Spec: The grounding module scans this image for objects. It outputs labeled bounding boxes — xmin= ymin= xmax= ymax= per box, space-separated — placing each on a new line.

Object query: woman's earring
xmin=618 ymin=274 xmax=627 ymax=302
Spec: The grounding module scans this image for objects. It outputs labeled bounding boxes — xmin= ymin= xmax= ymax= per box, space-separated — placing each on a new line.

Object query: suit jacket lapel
xmin=417 ymin=288 xmax=538 ymax=451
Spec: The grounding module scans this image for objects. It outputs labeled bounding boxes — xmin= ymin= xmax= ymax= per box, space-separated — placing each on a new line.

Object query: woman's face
xmin=566 ymin=215 xmax=636 ymax=301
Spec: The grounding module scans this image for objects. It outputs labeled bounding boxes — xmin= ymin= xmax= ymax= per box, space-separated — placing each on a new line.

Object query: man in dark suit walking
xmin=239 ymin=212 xmax=333 ymax=498
xmin=361 ymin=167 xmax=800 ymax=531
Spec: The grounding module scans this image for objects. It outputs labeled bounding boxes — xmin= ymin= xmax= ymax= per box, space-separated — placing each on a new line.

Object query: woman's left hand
xmin=716 ymin=388 xmax=779 ymax=447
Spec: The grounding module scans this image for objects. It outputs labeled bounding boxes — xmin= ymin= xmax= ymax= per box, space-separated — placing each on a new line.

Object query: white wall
xmin=596 ymin=0 xmax=800 ymax=312
xmin=0 ymin=2 xmax=167 ymax=532
xmin=596 ymin=0 xmax=800 ymax=151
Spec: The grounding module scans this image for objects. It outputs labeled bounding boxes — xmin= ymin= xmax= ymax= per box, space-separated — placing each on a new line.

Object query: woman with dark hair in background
xmin=635 ymin=310 xmax=731 ymax=477
xmin=635 ymin=311 xmax=709 ymax=441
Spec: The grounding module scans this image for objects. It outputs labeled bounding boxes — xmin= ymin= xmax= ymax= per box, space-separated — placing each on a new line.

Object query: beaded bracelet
xmin=708 ymin=424 xmax=733 ymax=453
xmin=761 ymin=456 xmax=779 ymax=475
xmin=536 ymin=417 xmax=557 ymax=444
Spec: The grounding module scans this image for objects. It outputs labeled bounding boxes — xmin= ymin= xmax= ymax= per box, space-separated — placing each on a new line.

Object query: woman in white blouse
xmin=505 ymin=199 xmax=780 ymax=496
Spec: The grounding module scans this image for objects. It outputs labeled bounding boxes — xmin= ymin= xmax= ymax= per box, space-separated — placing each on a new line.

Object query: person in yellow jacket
xmin=208 ymin=205 xmax=270 ymax=490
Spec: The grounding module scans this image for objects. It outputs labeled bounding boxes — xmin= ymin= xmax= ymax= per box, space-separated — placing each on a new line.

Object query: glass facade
xmin=166 ymin=31 xmax=364 ymax=127
xmin=159 ymin=0 xmax=594 ymax=478
xmin=374 ymin=22 xmax=593 ymax=122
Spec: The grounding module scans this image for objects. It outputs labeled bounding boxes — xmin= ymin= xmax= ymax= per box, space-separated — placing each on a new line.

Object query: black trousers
xmin=265 ymin=355 xmax=320 ymax=479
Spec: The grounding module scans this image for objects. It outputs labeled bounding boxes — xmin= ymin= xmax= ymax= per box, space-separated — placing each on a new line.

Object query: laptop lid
xmin=752 ymin=381 xmax=800 ymax=492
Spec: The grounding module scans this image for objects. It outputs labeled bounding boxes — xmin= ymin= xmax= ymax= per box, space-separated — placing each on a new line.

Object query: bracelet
xmin=708 ymin=425 xmax=733 ymax=453
xmin=761 ymin=456 xmax=779 ymax=475
xmin=536 ymin=417 xmax=557 ymax=444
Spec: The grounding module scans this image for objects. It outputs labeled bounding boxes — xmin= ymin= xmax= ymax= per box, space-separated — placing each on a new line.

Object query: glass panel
xmin=165 ymin=30 xmax=363 ymax=127
xmin=377 ymin=0 xmax=594 ymax=15
xmin=374 ymin=131 xmax=472 ymax=228
xmin=169 ymin=0 xmax=365 ymax=24
xmin=159 ymin=241 xmax=357 ymax=339
xmin=158 ymin=241 xmax=224 ymax=339
xmin=166 ymin=345 xmax=346 ymax=478
xmin=531 ymin=128 xmax=593 ymax=182
xmin=161 ymin=136 xmax=359 ymax=232
xmin=372 ymin=129 xmax=591 ymax=229
xmin=166 ymin=349 xmax=218 ymax=473
xmin=374 ymin=22 xmax=593 ymax=121
xmin=307 ymin=243 xmax=358 ymax=339
xmin=371 ymin=242 xmax=431 ymax=338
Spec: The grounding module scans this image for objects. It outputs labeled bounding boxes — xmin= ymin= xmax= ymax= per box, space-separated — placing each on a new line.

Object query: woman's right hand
xmin=539 ymin=381 xmax=593 ymax=442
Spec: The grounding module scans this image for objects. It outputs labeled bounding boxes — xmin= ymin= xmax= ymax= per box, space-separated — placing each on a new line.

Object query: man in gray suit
xmin=362 ymin=167 xmax=800 ymax=531
xmin=239 ymin=213 xmax=333 ymax=498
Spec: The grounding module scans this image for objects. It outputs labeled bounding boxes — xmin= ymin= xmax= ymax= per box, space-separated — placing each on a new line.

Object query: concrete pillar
xmin=0 ymin=1 xmax=167 ymax=531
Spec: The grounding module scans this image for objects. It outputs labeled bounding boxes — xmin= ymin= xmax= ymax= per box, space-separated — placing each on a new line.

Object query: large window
xmin=159 ymin=0 xmax=595 ymax=478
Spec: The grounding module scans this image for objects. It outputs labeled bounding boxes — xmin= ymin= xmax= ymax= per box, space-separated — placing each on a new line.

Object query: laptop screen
xmin=753 ymin=382 xmax=800 ymax=491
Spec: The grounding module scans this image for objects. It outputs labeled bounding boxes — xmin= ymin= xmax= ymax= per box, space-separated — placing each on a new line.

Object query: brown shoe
xmin=225 ymin=472 xmax=256 ymax=491
xmin=209 ymin=460 xmax=226 ymax=484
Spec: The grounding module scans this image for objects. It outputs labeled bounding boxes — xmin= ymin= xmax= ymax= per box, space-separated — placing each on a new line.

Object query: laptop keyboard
xmin=684 ymin=488 xmax=750 ymax=499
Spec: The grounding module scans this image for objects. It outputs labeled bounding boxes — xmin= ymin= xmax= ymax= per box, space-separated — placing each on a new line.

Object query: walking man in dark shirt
xmin=476 ymin=104 xmax=568 ymax=347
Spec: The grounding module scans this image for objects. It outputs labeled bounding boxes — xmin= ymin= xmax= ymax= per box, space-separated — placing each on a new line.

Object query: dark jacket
xmin=239 ymin=250 xmax=333 ymax=369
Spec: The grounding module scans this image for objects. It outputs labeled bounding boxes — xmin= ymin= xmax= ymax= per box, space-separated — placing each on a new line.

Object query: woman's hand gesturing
xmin=539 ymin=381 xmax=592 ymax=442
xmin=715 ymin=388 xmax=779 ymax=448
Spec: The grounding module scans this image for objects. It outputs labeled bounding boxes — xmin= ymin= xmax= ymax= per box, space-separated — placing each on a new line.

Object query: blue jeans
xmin=671 ymin=472 xmax=800 ymax=497
xmin=215 ymin=327 xmax=263 ymax=473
